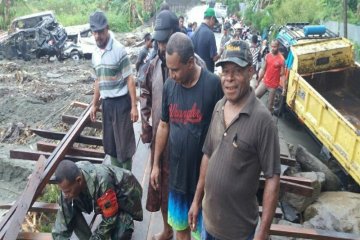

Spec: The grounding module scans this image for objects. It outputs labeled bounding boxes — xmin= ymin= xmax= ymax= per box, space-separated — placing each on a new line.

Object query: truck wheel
xmin=70 ymin=51 xmax=80 ymax=61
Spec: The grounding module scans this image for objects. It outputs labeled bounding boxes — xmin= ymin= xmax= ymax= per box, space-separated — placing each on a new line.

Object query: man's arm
xmin=254 ymin=175 xmax=280 ymax=240
xmin=127 ymin=75 xmax=139 ymax=122
xmin=257 ymin=56 xmax=267 ymax=82
xmin=188 ymin=154 xmax=209 ymax=231
xmin=52 ymin=196 xmax=76 ymax=240
xmin=150 ymin=120 xmax=169 ymax=190
xmin=280 ymin=65 xmax=287 ymax=95
xmin=90 ymin=79 xmax=100 ymax=122
xmin=140 ymin=65 xmax=153 ymax=143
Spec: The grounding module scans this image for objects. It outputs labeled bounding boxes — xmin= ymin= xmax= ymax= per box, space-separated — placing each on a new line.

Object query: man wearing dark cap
xmin=89 ymin=11 xmax=138 ymax=170
xmin=189 ymin=40 xmax=280 ymax=240
xmin=219 ymin=22 xmax=231 ymax=56
xmin=141 ymin=10 xmax=207 ymax=240
xmin=191 ymin=8 xmax=220 ymax=72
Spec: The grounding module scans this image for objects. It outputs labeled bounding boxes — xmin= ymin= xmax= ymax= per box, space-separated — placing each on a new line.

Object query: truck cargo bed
xmin=303 ymin=67 xmax=360 ymax=130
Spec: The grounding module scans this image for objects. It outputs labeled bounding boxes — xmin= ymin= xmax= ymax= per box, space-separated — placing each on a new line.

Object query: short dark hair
xmin=179 ymin=15 xmax=184 ymax=20
xmin=160 ymin=2 xmax=170 ymax=11
xmin=144 ymin=33 xmax=151 ymax=41
xmin=55 ymin=160 xmax=81 ymax=183
xmin=166 ymin=32 xmax=194 ymax=64
xmin=251 ymin=34 xmax=258 ymax=44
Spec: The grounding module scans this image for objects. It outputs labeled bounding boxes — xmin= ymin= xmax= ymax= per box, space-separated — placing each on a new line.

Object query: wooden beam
xmin=270 ymin=224 xmax=360 ymax=239
xmin=0 ymin=156 xmax=46 ymax=240
xmin=62 ymin=115 xmax=102 ymax=129
xmin=280 ymin=156 xmax=296 ymax=166
xmin=260 ymin=175 xmax=314 ymax=187
xmin=31 ymin=129 xmax=103 ymax=146
xmin=36 ymin=141 xmax=105 ymax=159
xmin=0 ymin=202 xmax=58 ymax=214
xmin=259 ymin=178 xmax=314 ymax=197
xmin=17 ymin=232 xmax=52 ymax=240
xmin=10 ymin=149 xmax=103 ymax=164
xmin=259 ymin=207 xmax=282 ymax=218
xmin=1 ymin=104 xmax=94 ymax=238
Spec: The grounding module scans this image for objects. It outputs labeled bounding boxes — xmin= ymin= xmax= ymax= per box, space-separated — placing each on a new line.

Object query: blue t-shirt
xmin=191 ymin=23 xmax=218 ymax=72
xmin=161 ymin=68 xmax=223 ymax=194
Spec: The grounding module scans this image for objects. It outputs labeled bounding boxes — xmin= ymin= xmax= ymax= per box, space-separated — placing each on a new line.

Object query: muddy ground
xmin=0 ymin=30 xmax=148 ymax=207
xmin=0 ymin=58 xmax=94 ymax=204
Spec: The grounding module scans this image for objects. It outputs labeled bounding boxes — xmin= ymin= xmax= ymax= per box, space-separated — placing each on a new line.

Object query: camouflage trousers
xmin=70 ymin=211 xmax=134 ymax=240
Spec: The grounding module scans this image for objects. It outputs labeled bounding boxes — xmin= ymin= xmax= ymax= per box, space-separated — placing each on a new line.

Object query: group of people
xmin=51 ymin=5 xmax=285 ymax=240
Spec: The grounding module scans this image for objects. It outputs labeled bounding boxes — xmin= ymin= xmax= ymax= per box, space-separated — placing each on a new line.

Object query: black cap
xmin=216 ymin=40 xmax=253 ymax=67
xmin=153 ymin=10 xmax=179 ymax=42
xmin=89 ymin=11 xmax=108 ymax=32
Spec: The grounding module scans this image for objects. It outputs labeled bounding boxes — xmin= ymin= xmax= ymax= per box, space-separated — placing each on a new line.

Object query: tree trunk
xmin=144 ymin=0 xmax=155 ymax=12
xmin=5 ymin=0 xmax=11 ymax=25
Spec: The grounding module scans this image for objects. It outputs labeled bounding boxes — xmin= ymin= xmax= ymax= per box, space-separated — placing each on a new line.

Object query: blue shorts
xmin=168 ymin=190 xmax=202 ymax=240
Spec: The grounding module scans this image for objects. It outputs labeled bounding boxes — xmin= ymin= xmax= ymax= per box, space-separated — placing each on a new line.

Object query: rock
xmin=304 ymin=191 xmax=360 ymax=234
xmin=281 ymin=172 xmax=324 ymax=212
xmin=46 ymin=72 xmax=64 ymax=78
xmin=295 ymin=145 xmax=341 ymax=191
xmin=2 ymin=62 xmax=21 ymax=72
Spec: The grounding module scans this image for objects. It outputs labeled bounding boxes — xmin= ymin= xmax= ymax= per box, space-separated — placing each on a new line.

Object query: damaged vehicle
xmin=60 ymin=27 xmax=96 ymax=60
xmin=0 ymin=11 xmax=67 ymax=60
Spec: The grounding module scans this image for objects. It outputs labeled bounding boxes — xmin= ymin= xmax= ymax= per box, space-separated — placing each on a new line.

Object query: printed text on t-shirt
xmin=169 ymin=103 xmax=203 ymax=124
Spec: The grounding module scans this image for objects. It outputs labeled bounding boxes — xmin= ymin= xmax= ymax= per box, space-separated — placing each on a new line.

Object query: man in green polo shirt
xmin=189 ymin=40 xmax=281 ymax=240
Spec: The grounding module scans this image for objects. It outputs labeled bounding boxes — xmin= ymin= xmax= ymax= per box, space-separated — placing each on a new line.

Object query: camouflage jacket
xmin=52 ymin=161 xmax=143 ymax=240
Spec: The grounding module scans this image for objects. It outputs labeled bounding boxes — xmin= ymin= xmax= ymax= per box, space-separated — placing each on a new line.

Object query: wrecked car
xmin=0 ymin=11 xmax=67 ymax=60
xmin=60 ymin=27 xmax=96 ymax=60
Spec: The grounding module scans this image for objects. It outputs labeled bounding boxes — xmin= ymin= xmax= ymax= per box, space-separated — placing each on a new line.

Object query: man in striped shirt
xmin=89 ymin=11 xmax=138 ymax=170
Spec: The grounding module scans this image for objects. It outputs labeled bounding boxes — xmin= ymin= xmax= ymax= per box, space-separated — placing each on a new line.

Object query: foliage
xmin=39 ymin=184 xmax=60 ymax=203
xmin=1 ymin=0 xmax=160 ymax=32
xmin=354 ymin=42 xmax=360 ymax=61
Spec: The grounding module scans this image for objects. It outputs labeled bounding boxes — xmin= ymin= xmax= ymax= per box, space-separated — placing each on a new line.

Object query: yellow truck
xmin=277 ymin=24 xmax=360 ymax=185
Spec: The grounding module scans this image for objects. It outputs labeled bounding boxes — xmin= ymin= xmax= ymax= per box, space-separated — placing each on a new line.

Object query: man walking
xmin=189 ymin=40 xmax=281 ymax=240
xmin=191 ymin=8 xmax=220 ymax=72
xmin=151 ymin=32 xmax=223 ymax=240
xmin=256 ymin=39 xmax=285 ymax=112
xmin=89 ymin=11 xmax=138 ymax=170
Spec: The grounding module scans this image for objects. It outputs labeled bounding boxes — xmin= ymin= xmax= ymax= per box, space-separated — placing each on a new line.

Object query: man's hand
xmin=150 ymin=165 xmax=160 ymax=190
xmin=282 ymin=88 xmax=287 ymax=96
xmin=188 ymin=202 xmax=200 ymax=232
xmin=253 ymin=231 xmax=269 ymax=240
xmin=130 ymin=105 xmax=139 ymax=122
xmin=90 ymin=105 xmax=98 ymax=122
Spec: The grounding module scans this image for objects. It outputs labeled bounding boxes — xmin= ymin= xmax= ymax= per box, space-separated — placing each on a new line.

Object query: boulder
xmin=304 ymin=191 xmax=360 ymax=234
xmin=281 ymin=172 xmax=324 ymax=212
xmin=295 ymin=145 xmax=341 ymax=191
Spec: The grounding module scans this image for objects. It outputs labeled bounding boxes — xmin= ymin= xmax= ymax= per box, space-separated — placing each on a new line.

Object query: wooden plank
xmin=0 ymin=202 xmax=58 ymax=214
xmin=259 ymin=178 xmax=314 ymax=197
xmin=280 ymin=156 xmax=296 ymax=166
xmin=259 ymin=175 xmax=314 ymax=187
xmin=17 ymin=232 xmax=52 ymax=240
xmin=71 ymin=101 xmax=90 ymax=109
xmin=31 ymin=129 xmax=103 ymax=146
xmin=1 ymin=156 xmax=46 ymax=240
xmin=36 ymin=141 xmax=105 ymax=159
xmin=279 ymin=175 xmax=313 ymax=186
xmin=259 ymin=207 xmax=282 ymax=218
xmin=10 ymin=149 xmax=103 ymax=164
xmin=62 ymin=115 xmax=102 ymax=129
xmin=270 ymin=224 xmax=360 ymax=240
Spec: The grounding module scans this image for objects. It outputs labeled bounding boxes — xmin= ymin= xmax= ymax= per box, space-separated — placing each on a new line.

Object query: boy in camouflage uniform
xmin=52 ymin=160 xmax=142 ymax=240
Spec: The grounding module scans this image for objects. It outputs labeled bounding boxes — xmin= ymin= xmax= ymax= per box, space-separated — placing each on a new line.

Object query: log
xmin=36 ymin=141 xmax=105 ymax=159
